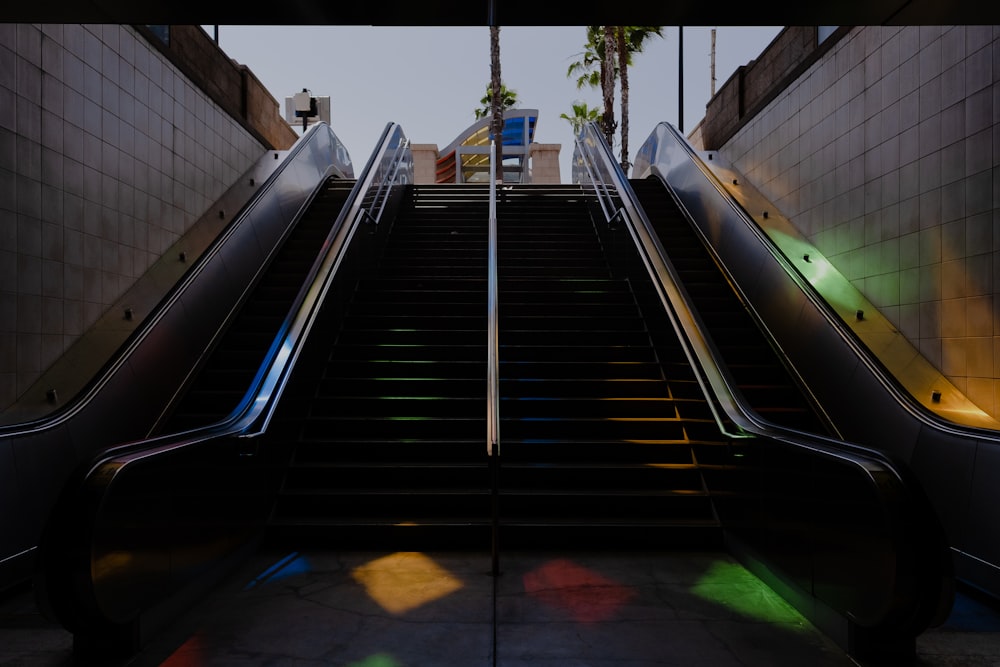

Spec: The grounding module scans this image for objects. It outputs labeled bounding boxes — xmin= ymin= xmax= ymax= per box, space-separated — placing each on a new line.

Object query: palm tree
xmin=490 ymin=24 xmax=504 ymax=181
xmin=566 ymin=25 xmax=604 ymax=91
xmin=560 ymin=100 xmax=601 ymax=137
xmin=616 ymin=26 xmax=663 ymax=172
xmin=601 ymin=26 xmax=616 ymax=148
xmin=474 ymin=82 xmax=518 ymax=120
xmin=566 ymin=26 xmax=614 ymax=143
xmin=566 ymin=26 xmax=663 ymax=171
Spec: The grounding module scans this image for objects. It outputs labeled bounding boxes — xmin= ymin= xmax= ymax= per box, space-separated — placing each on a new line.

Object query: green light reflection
xmin=690 ymin=560 xmax=808 ymax=631
xmin=345 ymin=654 xmax=403 ymax=667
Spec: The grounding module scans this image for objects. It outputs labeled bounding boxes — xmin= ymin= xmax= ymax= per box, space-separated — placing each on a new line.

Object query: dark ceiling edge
xmin=3 ymin=0 xmax=1000 ymax=26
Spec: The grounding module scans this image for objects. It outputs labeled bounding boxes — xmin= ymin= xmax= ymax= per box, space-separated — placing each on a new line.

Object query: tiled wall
xmin=720 ymin=26 xmax=1000 ymax=418
xmin=0 ymin=25 xmax=266 ymax=409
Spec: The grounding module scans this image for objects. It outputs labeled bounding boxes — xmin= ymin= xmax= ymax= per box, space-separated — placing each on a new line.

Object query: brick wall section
xmin=242 ymin=65 xmax=297 ymax=150
xmin=701 ymin=27 xmax=844 ymax=150
xmin=139 ymin=25 xmax=298 ymax=150
xmin=715 ymin=25 xmax=1000 ymax=417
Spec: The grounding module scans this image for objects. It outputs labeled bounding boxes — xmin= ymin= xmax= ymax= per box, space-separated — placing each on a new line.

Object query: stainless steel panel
xmin=0 ymin=439 xmax=28 ymax=557
xmin=910 ymin=430 xmax=976 ymax=555
xmin=954 ymin=435 xmax=998 ymax=555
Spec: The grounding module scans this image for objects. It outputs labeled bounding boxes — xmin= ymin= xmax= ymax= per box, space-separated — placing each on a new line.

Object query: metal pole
xmin=678 ymin=27 xmax=684 ymax=133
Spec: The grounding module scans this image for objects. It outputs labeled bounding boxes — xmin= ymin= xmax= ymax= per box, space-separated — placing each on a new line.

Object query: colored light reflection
xmin=522 ymin=558 xmax=635 ymax=624
xmin=243 ymin=551 xmax=311 ymax=590
xmin=690 ymin=560 xmax=805 ymax=629
xmin=160 ymin=633 xmax=207 ymax=666
xmin=351 ymin=552 xmax=464 ymax=615
xmin=345 ymin=654 xmax=404 ymax=667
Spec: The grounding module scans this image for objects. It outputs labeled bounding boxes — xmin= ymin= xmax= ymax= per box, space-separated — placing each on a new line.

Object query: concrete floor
xmin=4 ymin=549 xmax=1000 ymax=666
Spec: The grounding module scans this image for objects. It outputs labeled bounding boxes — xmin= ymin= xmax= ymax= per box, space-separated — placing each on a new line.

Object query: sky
xmin=210 ymin=26 xmax=782 ymax=182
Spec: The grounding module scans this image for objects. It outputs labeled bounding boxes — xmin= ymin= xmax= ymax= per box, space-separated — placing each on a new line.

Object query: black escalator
xmin=496 ymin=185 xmax=727 ymax=549
xmin=630 ymin=177 xmax=831 ymax=435
xmin=161 ymin=177 xmax=356 ymax=432
xmin=265 ymin=184 xmax=491 ymax=548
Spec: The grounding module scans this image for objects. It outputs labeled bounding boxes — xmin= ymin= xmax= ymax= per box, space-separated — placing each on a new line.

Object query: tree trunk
xmin=602 ymin=26 xmax=616 ymax=149
xmin=490 ymin=25 xmax=504 ymax=182
xmin=617 ymin=27 xmax=629 ymax=173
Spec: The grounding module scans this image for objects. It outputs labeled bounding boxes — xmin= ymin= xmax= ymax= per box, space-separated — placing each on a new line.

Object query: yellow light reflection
xmin=93 ymin=551 xmax=133 ymax=582
xmin=351 ymin=552 xmax=464 ymax=615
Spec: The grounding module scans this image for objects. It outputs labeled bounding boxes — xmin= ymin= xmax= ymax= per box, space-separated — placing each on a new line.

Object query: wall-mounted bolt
xmin=762 ymin=210 xmax=769 ymax=219
xmin=179 ymin=251 xmax=187 ymax=262
xmin=249 ymin=178 xmax=255 ymax=186
xmin=46 ymin=389 xmax=58 ymax=404
xmin=274 ymin=152 xmax=279 ymax=160
xmin=124 ymin=307 xmax=134 ymax=321
xmin=218 ymin=210 xmax=225 ymax=219
xmin=932 ymin=390 xmax=942 ymax=403
xmin=803 ymin=254 xmax=811 ymax=262
xmin=856 ymin=309 xmax=864 ymax=320
xmin=732 ymin=178 xmax=739 ymax=185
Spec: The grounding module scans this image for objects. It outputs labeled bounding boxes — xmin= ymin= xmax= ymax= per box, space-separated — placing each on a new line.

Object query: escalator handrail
xmin=574 ymin=124 xmax=746 ymax=440
xmin=576 ymin=121 xmax=892 ymax=455
xmin=115 ymin=123 xmax=412 ymax=452
xmin=36 ymin=122 xmax=413 ymax=633
xmin=0 ymin=122 xmax=353 ymax=437
xmin=573 ymin=120 xmax=952 ymax=635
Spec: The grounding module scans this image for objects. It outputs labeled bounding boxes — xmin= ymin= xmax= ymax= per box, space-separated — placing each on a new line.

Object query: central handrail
xmin=487 ymin=140 xmax=500 ymax=457
xmin=487 ymin=139 xmax=500 ymax=577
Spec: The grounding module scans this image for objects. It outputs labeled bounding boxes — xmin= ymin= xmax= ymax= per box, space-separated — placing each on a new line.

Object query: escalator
xmin=0 ymin=123 xmax=352 ymax=596
xmin=163 ymin=177 xmax=356 ymax=432
xmin=628 ymin=177 xmax=832 ymax=436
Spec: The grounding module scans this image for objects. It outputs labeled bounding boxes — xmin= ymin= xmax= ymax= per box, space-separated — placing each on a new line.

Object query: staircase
xmin=263 ymin=183 xmax=738 ymax=551
xmin=267 ymin=184 xmax=492 ymax=548
xmin=495 ymin=185 xmax=726 ymax=549
xmin=162 ymin=177 xmax=356 ymax=432
xmin=630 ymin=177 xmax=830 ymax=435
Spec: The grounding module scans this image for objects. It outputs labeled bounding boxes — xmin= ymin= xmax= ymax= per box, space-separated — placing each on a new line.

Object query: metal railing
xmin=359 ymin=125 xmax=412 ymax=225
xmin=487 ymin=139 xmax=501 ymax=576
xmin=573 ymin=122 xmax=743 ymax=438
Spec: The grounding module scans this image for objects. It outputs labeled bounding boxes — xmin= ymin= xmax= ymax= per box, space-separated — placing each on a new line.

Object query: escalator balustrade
xmin=162 ymin=177 xmax=357 ymax=432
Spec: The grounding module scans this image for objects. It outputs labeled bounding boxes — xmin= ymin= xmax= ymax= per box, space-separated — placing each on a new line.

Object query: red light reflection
xmin=522 ymin=558 xmax=636 ymax=624
xmin=160 ymin=633 xmax=207 ymax=666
